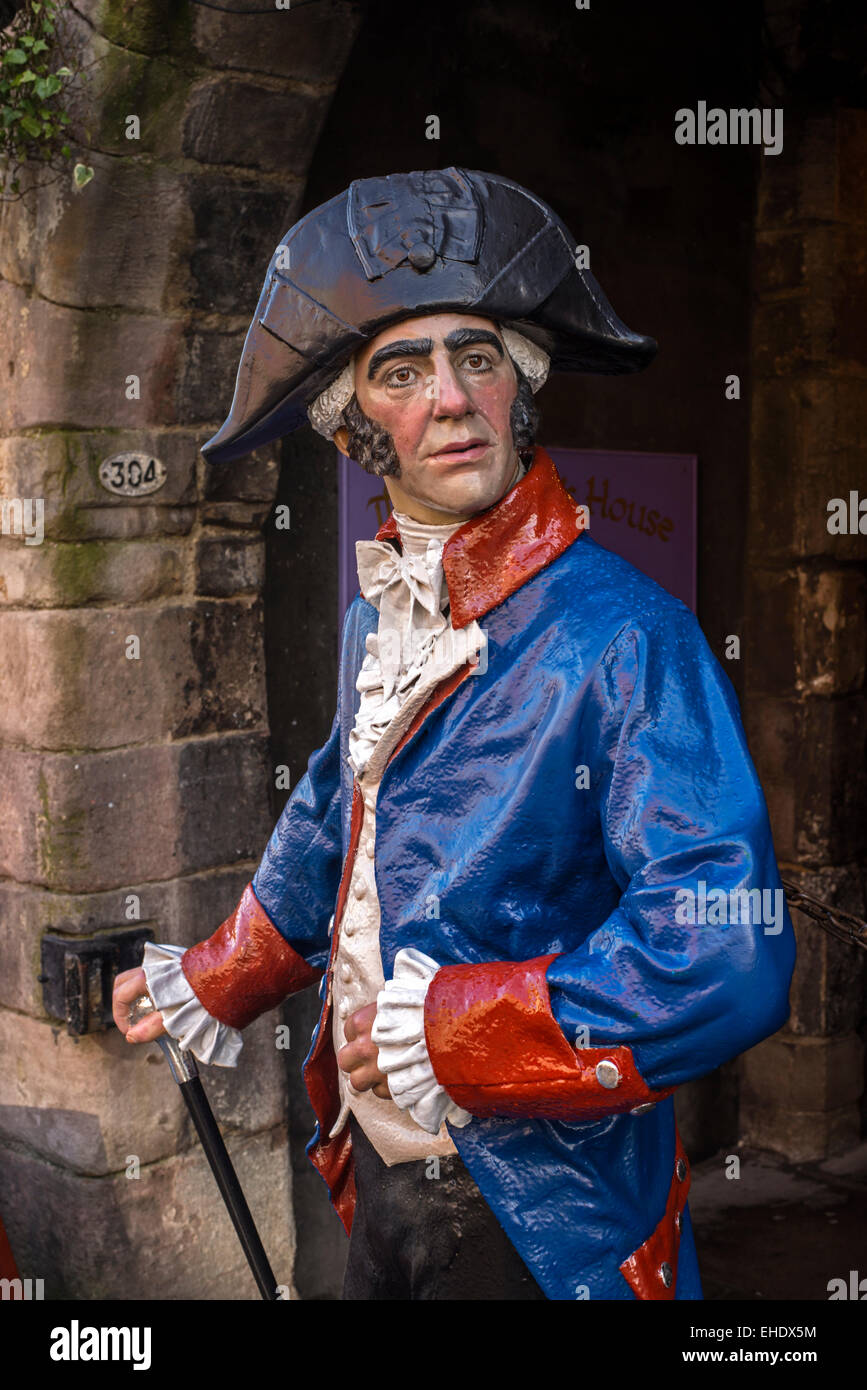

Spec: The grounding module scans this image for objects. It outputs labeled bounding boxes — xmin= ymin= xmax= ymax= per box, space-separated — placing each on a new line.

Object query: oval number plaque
xmin=99 ymin=452 xmax=167 ymax=498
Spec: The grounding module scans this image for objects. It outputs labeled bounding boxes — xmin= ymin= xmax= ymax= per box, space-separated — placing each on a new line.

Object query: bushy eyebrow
xmin=443 ymin=327 xmax=504 ymax=357
xmin=367 ymin=338 xmax=432 ymax=380
xmin=366 ymin=329 xmax=504 ymax=380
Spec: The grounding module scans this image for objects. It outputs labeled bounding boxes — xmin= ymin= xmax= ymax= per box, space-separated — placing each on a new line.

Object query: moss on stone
xmin=95 ymin=36 xmax=195 ymax=156
xmin=96 ymin=0 xmax=195 ymax=60
xmin=49 ymin=540 xmax=110 ymax=604
xmin=36 ymin=768 xmax=86 ymax=883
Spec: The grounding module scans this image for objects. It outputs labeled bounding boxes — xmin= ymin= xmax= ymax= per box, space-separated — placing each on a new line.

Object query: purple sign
xmin=546 ymin=448 xmax=697 ymax=610
xmin=338 ymin=446 xmax=697 ymax=632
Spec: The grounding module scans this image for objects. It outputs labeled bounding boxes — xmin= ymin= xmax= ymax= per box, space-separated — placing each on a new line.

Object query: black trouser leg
xmin=342 ymin=1115 xmax=547 ymax=1300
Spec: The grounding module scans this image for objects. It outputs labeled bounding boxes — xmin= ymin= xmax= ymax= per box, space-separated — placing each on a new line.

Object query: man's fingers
xmin=125 ymin=1011 xmax=166 ymax=1045
xmin=342 ymin=1002 xmax=377 ymax=1045
xmin=112 ymin=968 xmax=148 ymax=1032
xmin=111 ymin=966 xmax=166 ymax=1042
xmin=114 ymin=968 xmax=147 ymax=1000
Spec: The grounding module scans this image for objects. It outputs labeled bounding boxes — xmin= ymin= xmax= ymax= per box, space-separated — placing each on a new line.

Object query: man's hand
xmin=112 ymin=967 xmax=167 ymax=1045
xmin=337 ymin=1002 xmax=391 ymax=1099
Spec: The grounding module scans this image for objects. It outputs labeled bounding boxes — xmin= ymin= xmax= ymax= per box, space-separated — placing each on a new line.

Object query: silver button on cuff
xmin=630 ymin=1102 xmax=655 ymax=1115
xmin=595 ymin=1059 xmax=621 ymax=1089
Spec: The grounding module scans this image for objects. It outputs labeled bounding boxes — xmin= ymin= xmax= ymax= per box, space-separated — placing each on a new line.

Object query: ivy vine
xmin=0 ymin=0 xmax=87 ymax=198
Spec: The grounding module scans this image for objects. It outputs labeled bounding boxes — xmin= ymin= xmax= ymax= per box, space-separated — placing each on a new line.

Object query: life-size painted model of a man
xmin=114 ymin=168 xmax=796 ymax=1301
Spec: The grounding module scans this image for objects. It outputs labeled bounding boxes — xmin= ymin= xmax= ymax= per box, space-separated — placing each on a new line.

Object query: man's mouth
xmin=427 ymin=439 xmax=490 ymax=462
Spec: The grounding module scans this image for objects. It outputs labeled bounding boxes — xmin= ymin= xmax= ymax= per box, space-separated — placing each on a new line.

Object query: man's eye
xmin=462 ymin=353 xmax=492 ymax=370
xmin=385 ymin=365 xmax=417 ymax=387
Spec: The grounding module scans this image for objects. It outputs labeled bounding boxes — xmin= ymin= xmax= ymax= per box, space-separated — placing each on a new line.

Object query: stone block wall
xmin=0 ymin=0 xmax=361 ymax=1298
xmin=741 ymin=107 xmax=867 ymax=1161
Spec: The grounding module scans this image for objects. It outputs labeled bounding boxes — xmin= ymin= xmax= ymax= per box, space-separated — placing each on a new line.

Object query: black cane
xmin=128 ymin=994 xmax=281 ymax=1301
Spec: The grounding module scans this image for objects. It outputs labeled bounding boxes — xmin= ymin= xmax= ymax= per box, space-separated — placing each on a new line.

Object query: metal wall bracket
xmin=40 ymin=928 xmax=154 ymax=1036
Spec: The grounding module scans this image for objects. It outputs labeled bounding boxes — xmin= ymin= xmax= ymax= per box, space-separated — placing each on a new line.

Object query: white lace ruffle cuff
xmin=142 ymin=942 xmax=243 ymax=1068
xmin=371 ymin=947 xmax=472 ymax=1135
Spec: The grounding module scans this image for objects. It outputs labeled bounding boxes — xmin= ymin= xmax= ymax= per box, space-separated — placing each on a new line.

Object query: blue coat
xmin=204 ymin=449 xmax=795 ymax=1300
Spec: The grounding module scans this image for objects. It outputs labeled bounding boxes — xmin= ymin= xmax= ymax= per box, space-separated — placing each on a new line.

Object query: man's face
xmin=334 ymin=313 xmax=522 ymax=521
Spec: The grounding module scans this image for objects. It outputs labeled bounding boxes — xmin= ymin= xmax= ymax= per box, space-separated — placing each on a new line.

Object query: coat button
xmin=674 ymin=1211 xmax=682 ymax=1232
xmin=365 ymin=838 xmax=375 ymax=857
xmin=353 ymin=879 xmax=367 ymax=899
xmin=595 ymin=1059 xmax=621 ymax=1089
xmin=659 ymin=1262 xmax=673 ymax=1288
xmin=339 ymin=999 xmax=351 ymax=1019
xmin=676 ymin=1157 xmax=687 ymax=1182
xmin=341 ymin=963 xmax=353 ymax=983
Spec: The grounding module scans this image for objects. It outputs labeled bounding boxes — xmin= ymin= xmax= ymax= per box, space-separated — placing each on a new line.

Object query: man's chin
xmin=410 ymin=460 xmax=518 ymax=518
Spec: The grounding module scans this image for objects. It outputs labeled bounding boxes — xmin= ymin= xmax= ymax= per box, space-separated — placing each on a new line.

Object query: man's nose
xmin=430 ymin=361 xmax=475 ymax=417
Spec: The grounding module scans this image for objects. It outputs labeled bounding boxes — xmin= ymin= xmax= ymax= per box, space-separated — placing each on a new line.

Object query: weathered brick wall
xmin=740 ymin=107 xmax=867 ymax=1160
xmin=0 ymin=0 xmax=361 ymax=1298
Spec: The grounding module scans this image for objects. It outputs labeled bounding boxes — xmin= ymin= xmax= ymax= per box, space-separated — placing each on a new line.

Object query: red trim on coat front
xmin=302 ymin=661 xmax=478 ymax=1233
xmin=375 ymin=447 xmax=586 ymax=629
xmin=424 ymin=955 xmax=674 ymax=1120
xmin=620 ymin=1131 xmax=691 ymax=1299
xmin=388 ymin=661 xmax=475 ymax=763
xmin=0 ymin=1213 xmax=19 ymax=1281
xmin=181 ymin=882 xmax=320 ymax=1031
xmin=303 ymin=781 xmax=365 ymax=1236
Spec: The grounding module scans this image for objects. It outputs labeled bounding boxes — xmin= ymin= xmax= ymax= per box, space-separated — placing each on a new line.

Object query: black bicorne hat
xmin=202 ymin=166 xmax=657 ymax=464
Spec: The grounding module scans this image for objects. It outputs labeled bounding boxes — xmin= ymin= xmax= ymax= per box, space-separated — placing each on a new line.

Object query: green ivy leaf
xmin=3 ymin=50 xmax=28 ymax=65
xmin=20 ymin=114 xmax=41 ymax=138
xmin=19 ymin=35 xmax=35 ymax=48
xmin=61 ymin=143 xmax=70 ymax=156
xmin=55 ymin=66 xmax=72 ymax=78
xmin=73 ymin=162 xmax=94 ymax=189
xmin=32 ymin=40 xmax=50 ymax=55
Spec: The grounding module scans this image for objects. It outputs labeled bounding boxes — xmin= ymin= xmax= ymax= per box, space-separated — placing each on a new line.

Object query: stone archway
xmin=0 ymin=0 xmax=362 ymax=1300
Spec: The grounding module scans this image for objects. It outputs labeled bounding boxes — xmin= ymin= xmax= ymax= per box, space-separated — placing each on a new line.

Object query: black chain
xmin=782 ymin=879 xmax=867 ymax=952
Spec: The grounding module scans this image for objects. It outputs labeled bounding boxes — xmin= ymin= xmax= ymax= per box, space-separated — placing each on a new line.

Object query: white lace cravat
xmin=349 ymin=461 xmax=524 ymax=780
xmin=354 ymin=534 xmax=449 ymax=701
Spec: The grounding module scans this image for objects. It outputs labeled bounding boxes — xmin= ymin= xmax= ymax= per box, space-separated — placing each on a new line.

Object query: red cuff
xmin=181 ymin=883 xmax=320 ymax=1030
xmin=424 ymin=955 xmax=674 ymax=1120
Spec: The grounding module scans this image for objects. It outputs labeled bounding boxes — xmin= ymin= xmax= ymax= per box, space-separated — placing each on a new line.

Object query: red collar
xmin=374 ymin=446 xmax=587 ymax=628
